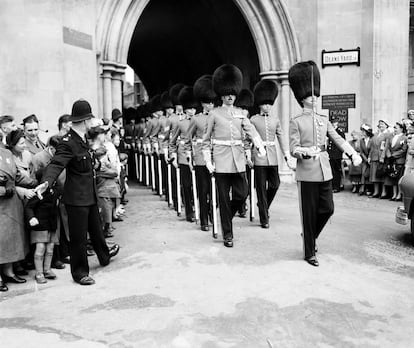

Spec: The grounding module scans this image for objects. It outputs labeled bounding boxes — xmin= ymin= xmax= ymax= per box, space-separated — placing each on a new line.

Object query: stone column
xmin=260 ymin=70 xmax=294 ymax=182
xmin=111 ymin=71 xmax=124 ymax=112
xmin=101 ymin=62 xmax=116 ymax=120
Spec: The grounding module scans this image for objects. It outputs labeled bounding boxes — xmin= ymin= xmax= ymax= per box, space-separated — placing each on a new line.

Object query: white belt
xmin=192 ymin=138 xmax=203 ymax=145
xmin=158 ymin=134 xmax=165 ymax=140
xmin=212 ymin=139 xmax=243 ymax=146
xmin=179 ymin=140 xmax=186 ymax=145
xmin=263 ymin=141 xmax=276 ymax=146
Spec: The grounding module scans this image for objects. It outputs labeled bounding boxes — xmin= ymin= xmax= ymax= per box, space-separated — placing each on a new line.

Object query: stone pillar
xmin=111 ymin=71 xmax=124 ymax=112
xmin=260 ymin=70 xmax=294 ymax=183
xmin=101 ymin=62 xmax=116 ymax=120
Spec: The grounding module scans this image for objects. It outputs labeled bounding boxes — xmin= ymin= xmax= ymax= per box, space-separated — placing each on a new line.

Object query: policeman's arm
xmin=42 ymin=142 xmax=73 ymax=188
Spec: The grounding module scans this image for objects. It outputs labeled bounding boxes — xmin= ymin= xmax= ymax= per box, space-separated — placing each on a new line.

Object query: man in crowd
xmin=23 ymin=114 xmax=46 ymax=155
xmin=0 ymin=115 xmax=17 ymax=144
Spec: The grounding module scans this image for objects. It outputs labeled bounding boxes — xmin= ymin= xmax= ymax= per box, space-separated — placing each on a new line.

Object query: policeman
xmin=202 ymin=64 xmax=266 ymax=247
xmin=170 ymin=86 xmax=198 ymax=222
xmin=168 ymin=83 xmax=185 ymax=212
xmin=35 ymin=100 xmax=120 ymax=285
xmin=250 ymin=79 xmax=291 ymax=228
xmin=185 ymin=75 xmax=216 ymax=230
xmin=288 ymin=61 xmax=362 ymax=266
xmin=327 ymin=117 xmax=346 ymax=192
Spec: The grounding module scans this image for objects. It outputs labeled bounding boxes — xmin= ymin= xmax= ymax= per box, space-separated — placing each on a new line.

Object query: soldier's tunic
xmin=202 ymin=105 xmax=263 ymax=241
xmin=250 ymin=112 xmax=288 ymax=225
xmin=42 ymin=128 xmax=110 ymax=283
xmin=169 ymin=114 xmax=193 ymax=221
xmin=168 ymin=112 xmax=184 ymax=211
xmin=289 ymin=108 xmax=349 ymax=259
xmin=185 ymin=111 xmax=211 ymax=228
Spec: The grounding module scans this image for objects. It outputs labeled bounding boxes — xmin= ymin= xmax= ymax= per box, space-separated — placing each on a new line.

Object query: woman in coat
xmin=359 ymin=124 xmax=373 ymax=196
xmin=368 ymin=120 xmax=391 ymax=198
xmin=384 ymin=122 xmax=407 ymax=201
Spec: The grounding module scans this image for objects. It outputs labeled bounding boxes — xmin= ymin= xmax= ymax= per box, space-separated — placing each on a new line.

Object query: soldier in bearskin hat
xmin=288 ymin=61 xmax=362 ymax=266
xmin=169 ymin=86 xmax=199 ymax=222
xmin=35 ymin=99 xmax=120 ymax=285
xmin=168 ymin=83 xmax=185 ymax=212
xmin=202 ymin=64 xmax=266 ymax=247
xmin=250 ymin=79 xmax=291 ymax=229
xmin=184 ymin=75 xmax=216 ymax=231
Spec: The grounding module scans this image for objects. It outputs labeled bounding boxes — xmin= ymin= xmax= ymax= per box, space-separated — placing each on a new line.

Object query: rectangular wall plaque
xmin=321 ymin=48 xmax=360 ymax=68
xmin=63 ymin=27 xmax=93 ymax=50
xmin=321 ymin=94 xmax=356 ymax=109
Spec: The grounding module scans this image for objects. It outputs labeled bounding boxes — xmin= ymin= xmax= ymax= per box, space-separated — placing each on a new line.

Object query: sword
xmin=250 ymin=167 xmax=255 ymax=221
xmin=191 ymin=168 xmax=199 ymax=223
xmin=135 ymin=152 xmax=139 ymax=181
xmin=167 ymin=163 xmax=173 ymax=206
xmin=211 ymin=174 xmax=218 ymax=239
xmin=150 ymin=154 xmax=156 ymax=191
xmin=158 ymin=157 xmax=163 ymax=196
xmin=176 ymin=166 xmax=182 ymax=216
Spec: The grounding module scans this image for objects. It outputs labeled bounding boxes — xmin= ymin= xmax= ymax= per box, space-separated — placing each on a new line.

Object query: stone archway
xmin=96 ymin=0 xmax=300 ymax=179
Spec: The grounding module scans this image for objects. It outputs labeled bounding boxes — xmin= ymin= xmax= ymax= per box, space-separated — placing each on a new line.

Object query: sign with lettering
xmin=321 ymin=48 xmax=360 ymax=68
xmin=63 ymin=27 xmax=93 ymax=50
xmin=322 ymin=94 xmax=356 ymax=133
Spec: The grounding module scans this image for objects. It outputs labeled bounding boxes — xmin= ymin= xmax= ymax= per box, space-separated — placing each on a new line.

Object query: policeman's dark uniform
xmin=42 ymin=101 xmax=111 ymax=283
xmin=327 ymin=123 xmax=346 ymax=192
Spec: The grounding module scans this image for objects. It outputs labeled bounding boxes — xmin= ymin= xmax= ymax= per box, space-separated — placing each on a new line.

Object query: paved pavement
xmin=1 ymin=182 xmax=414 ymax=348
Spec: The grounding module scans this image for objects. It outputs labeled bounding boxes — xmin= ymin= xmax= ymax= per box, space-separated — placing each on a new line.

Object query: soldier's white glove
xmin=245 ymin=150 xmax=253 ymax=168
xmin=351 ymin=153 xmax=362 ymax=167
xmin=285 ymin=156 xmax=296 ymax=170
xmin=153 ymin=142 xmax=159 ymax=155
xmin=186 ymin=151 xmax=193 ymax=171
xmin=206 ymin=161 xmax=215 ymax=174
xmin=29 ymin=217 xmax=39 ymax=227
xmin=171 ymin=153 xmax=178 ymax=169
xmin=257 ymin=146 xmax=266 ymax=158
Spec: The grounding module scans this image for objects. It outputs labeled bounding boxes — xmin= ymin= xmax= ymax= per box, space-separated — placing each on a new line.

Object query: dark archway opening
xmin=127 ymin=0 xmax=261 ymax=97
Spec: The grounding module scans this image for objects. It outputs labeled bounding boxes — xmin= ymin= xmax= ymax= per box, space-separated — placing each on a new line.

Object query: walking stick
xmin=167 ymin=163 xmax=173 ymax=206
xmin=150 ymin=154 xmax=156 ymax=191
xmin=250 ymin=167 xmax=255 ymax=221
xmin=176 ymin=166 xmax=182 ymax=216
xmin=191 ymin=168 xmax=199 ymax=223
xmin=158 ymin=157 xmax=163 ymax=196
xmin=145 ymin=153 xmax=149 ymax=186
xmin=211 ymin=174 xmax=218 ymax=239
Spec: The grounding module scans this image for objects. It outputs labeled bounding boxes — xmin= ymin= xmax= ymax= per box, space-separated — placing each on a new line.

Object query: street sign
xmin=321 ymin=48 xmax=360 ymax=68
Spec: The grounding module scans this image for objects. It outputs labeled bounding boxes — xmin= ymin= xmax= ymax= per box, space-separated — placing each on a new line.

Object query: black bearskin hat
xmin=235 ymin=89 xmax=254 ymax=110
xmin=178 ymin=86 xmax=199 ymax=110
xmin=254 ymin=80 xmax=279 ymax=106
xmin=212 ymin=64 xmax=243 ymax=97
xmin=149 ymin=94 xmax=162 ymax=113
xmin=169 ymin=83 xmax=185 ymax=106
xmin=288 ymin=60 xmax=320 ymax=107
xmin=161 ymin=91 xmax=173 ymax=109
xmin=194 ymin=75 xmax=216 ymax=103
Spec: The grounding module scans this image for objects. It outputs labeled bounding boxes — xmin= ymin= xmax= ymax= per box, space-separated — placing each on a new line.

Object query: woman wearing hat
xmin=368 ymin=119 xmax=392 ymax=198
xmin=359 ymin=124 xmax=374 ymax=196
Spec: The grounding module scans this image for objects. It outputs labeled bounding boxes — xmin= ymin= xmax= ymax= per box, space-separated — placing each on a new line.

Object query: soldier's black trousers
xmin=179 ymin=164 xmax=194 ymax=220
xmin=216 ymin=172 xmax=248 ymax=241
xmin=254 ymin=165 xmax=280 ymax=224
xmin=298 ymin=180 xmax=334 ymax=259
xmin=160 ymin=154 xmax=168 ymax=200
xmin=153 ymin=153 xmax=159 ymax=193
xmin=195 ymin=165 xmax=211 ymax=227
xmin=66 ymin=204 xmax=110 ymax=283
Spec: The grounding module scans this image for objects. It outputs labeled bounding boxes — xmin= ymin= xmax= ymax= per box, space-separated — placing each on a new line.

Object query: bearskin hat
xmin=161 ymin=91 xmax=173 ymax=109
xmin=194 ymin=75 xmax=216 ymax=103
xmin=178 ymin=86 xmax=199 ymax=110
xmin=254 ymin=80 xmax=279 ymax=106
xmin=149 ymin=94 xmax=162 ymax=113
xmin=288 ymin=61 xmax=320 ymax=107
xmin=235 ymin=89 xmax=254 ymax=110
xmin=169 ymin=83 xmax=185 ymax=106
xmin=212 ymin=64 xmax=243 ymax=97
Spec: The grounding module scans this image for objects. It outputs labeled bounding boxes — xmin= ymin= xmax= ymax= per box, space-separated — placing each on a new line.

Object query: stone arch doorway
xmin=96 ymin=0 xmax=300 ymax=179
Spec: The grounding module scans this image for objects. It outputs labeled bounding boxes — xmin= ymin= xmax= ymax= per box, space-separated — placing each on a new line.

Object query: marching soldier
xmin=250 ymin=79 xmax=291 ymax=229
xmin=185 ymin=75 xmax=216 ymax=231
xmin=288 ymin=61 xmax=362 ymax=267
xmin=169 ymin=86 xmax=198 ymax=222
xmin=234 ymin=89 xmax=254 ymax=218
xmin=168 ymin=83 xmax=185 ymax=212
xmin=202 ymin=64 xmax=266 ymax=248
xmin=35 ymin=100 xmax=120 ymax=285
xmin=159 ymin=91 xmax=174 ymax=199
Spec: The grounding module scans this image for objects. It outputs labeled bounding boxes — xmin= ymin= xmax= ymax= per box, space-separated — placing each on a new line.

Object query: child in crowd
xmin=25 ymin=169 xmax=59 ymax=284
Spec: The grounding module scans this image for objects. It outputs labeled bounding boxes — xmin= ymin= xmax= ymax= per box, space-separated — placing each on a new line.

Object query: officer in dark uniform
xmin=327 ymin=117 xmax=346 ymax=192
xmin=35 ymin=100 xmax=120 ymax=285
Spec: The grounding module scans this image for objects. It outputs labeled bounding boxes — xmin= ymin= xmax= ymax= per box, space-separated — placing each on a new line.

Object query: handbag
xmin=376 ymin=162 xmax=386 ymax=178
